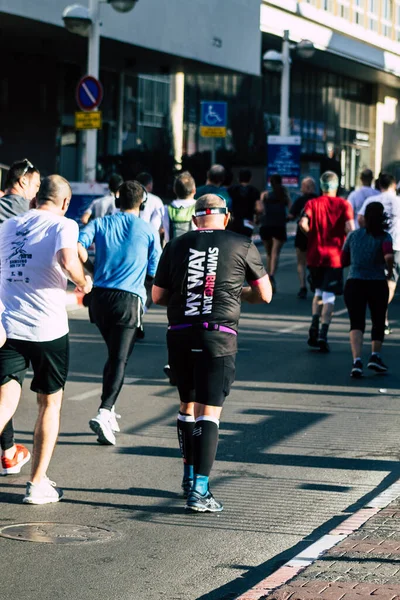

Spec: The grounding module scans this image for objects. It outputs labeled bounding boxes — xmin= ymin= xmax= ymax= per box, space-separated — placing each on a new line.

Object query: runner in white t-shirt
xmin=358 ymin=173 xmax=400 ymax=334
xmin=136 ymin=172 xmax=164 ymax=233
xmin=135 ymin=172 xmax=164 ymax=337
xmin=0 ymin=175 xmax=92 ymax=505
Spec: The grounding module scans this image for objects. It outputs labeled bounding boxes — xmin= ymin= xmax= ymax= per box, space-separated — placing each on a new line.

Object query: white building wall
xmin=261 ymin=1 xmax=400 ymax=78
xmin=0 ymin=0 xmax=261 ymax=75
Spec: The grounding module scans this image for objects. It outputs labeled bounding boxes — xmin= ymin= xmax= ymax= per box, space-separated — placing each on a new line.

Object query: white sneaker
xmin=22 ymin=479 xmax=63 ymax=505
xmin=109 ymin=407 xmax=121 ymax=433
xmin=89 ymin=409 xmax=116 ymax=445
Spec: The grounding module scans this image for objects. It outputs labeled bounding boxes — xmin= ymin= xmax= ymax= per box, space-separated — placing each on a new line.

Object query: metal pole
xmin=85 ymin=0 xmax=101 ymax=182
xmin=280 ymin=30 xmax=291 ymax=137
xmin=211 ymin=138 xmax=216 ymax=165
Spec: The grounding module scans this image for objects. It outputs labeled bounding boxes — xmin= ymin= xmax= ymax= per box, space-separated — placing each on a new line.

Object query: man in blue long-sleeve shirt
xmin=78 ymin=180 xmax=161 ymax=445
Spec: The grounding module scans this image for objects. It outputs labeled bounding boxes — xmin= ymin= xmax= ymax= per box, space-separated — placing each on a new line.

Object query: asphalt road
xmin=1 ymin=244 xmax=400 ymax=600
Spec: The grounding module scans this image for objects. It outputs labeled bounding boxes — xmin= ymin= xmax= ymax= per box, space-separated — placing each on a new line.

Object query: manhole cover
xmin=0 ymin=522 xmax=120 ymax=544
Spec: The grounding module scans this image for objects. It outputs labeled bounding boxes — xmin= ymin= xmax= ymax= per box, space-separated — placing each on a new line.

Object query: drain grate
xmin=0 ymin=522 xmax=120 ymax=544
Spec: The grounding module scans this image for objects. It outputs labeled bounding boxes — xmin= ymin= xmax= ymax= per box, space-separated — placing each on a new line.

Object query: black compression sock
xmin=177 ymin=412 xmax=195 ymax=468
xmin=193 ymin=417 xmax=219 ymax=477
xmin=311 ymin=315 xmax=320 ymax=329
xmin=320 ymin=323 xmax=329 ymax=337
xmin=1 ymin=419 xmax=15 ymax=451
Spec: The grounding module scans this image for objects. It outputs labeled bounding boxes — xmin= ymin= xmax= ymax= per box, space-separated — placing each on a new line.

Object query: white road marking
xmin=277 ymin=322 xmax=307 ymax=334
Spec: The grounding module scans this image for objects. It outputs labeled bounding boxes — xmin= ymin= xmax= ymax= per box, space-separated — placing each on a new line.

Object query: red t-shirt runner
xmin=304 ymin=195 xmax=353 ymax=268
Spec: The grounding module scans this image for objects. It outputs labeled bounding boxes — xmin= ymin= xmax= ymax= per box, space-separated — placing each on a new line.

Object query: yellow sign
xmin=75 ymin=111 xmax=102 ymax=130
xmin=200 ymin=126 xmax=227 ymax=138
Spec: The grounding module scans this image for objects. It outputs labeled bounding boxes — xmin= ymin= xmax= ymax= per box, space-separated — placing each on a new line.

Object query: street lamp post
xmin=63 ymin=0 xmax=139 ymax=182
xmin=280 ymin=30 xmax=291 ymax=137
xmin=86 ymin=0 xmax=101 ymax=182
xmin=263 ymin=31 xmax=315 ymax=137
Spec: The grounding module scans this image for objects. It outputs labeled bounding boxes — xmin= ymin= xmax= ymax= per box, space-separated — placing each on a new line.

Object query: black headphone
xmin=139 ymin=184 xmax=148 ymax=211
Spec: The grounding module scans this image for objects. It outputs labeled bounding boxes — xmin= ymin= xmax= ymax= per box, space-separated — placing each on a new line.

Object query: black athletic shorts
xmin=167 ymin=332 xmax=236 ymax=407
xmin=294 ymin=228 xmax=308 ymax=252
xmin=89 ymin=287 xmax=142 ymax=329
xmin=0 ymin=334 xmax=69 ymax=394
xmin=308 ymin=267 xmax=344 ymax=296
xmin=259 ymin=226 xmax=287 ymax=242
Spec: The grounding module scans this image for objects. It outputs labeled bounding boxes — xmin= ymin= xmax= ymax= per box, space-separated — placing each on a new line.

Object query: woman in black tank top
xmin=257 ymin=174 xmax=291 ymax=293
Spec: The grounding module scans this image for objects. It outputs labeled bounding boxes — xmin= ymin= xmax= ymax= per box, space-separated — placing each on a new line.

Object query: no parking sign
xmin=76 ymin=76 xmax=103 ymax=112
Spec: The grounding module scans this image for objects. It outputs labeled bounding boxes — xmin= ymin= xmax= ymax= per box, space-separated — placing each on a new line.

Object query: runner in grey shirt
xmin=81 ymin=174 xmax=123 ymax=225
xmin=0 ymin=158 xmax=41 ymax=477
xmin=347 ymin=168 xmax=379 ymax=229
xmin=0 ymin=158 xmax=40 ymax=223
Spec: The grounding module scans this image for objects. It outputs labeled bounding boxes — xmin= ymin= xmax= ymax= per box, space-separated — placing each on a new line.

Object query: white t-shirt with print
xmin=0 ymin=209 xmax=79 ymax=342
xmin=140 ymin=192 xmax=164 ymax=231
xmin=359 ymin=190 xmax=400 ymax=250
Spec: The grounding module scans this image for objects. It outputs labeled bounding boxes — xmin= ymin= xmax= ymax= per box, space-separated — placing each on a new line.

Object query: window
xmin=137 ymin=75 xmax=170 ymax=129
xmin=352 ymin=0 xmax=365 ymax=24
xmin=396 ymin=1 xmax=400 ymax=40
xmin=382 ymin=0 xmax=393 ymax=37
xmin=338 ymin=0 xmax=350 ymax=19
xmin=323 ymin=0 xmax=334 ymax=10
xmin=367 ymin=0 xmax=379 ymax=30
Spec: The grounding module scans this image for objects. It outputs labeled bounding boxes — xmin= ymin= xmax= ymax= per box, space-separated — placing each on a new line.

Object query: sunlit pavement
xmin=1 ymin=244 xmax=400 ymax=600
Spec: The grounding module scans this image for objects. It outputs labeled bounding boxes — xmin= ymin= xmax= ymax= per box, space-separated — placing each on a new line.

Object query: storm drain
xmin=0 ymin=522 xmax=120 ymax=544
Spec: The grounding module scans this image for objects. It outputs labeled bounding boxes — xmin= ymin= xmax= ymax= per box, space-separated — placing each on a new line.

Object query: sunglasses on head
xmin=21 ymin=159 xmax=34 ymax=177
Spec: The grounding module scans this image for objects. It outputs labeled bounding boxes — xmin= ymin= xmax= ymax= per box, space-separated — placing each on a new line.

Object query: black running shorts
xmin=167 ymin=333 xmax=236 ymax=407
xmin=0 ymin=334 xmax=69 ymax=394
xmin=308 ymin=267 xmax=344 ymax=296
xmin=294 ymin=228 xmax=308 ymax=252
xmin=259 ymin=226 xmax=287 ymax=242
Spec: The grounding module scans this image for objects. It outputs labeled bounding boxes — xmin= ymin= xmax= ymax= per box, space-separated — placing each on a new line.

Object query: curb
xmin=236 ymin=479 xmax=400 ymax=600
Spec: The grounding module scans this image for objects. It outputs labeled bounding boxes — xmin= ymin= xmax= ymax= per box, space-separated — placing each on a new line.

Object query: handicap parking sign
xmin=201 ymin=102 xmax=227 ymax=127
xmin=200 ymin=101 xmax=227 ymax=138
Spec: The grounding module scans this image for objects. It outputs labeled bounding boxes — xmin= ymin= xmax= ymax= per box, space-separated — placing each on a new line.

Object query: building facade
xmin=1 ymin=0 xmax=400 ymax=192
xmin=182 ymin=1 xmax=400 ymax=191
xmin=0 ymin=0 xmax=260 ymax=187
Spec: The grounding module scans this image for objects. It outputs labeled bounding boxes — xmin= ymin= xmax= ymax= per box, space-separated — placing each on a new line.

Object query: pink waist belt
xmin=168 ymin=322 xmax=237 ymax=335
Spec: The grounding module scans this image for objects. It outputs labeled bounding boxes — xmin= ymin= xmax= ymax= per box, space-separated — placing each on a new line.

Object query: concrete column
xmin=375 ymin=94 xmax=397 ymax=175
xmin=170 ymin=72 xmax=185 ymax=170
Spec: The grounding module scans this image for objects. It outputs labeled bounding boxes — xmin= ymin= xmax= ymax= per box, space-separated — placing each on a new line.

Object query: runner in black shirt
xmin=153 ymin=194 xmax=272 ymax=512
xmin=228 ymin=169 xmax=260 ymax=237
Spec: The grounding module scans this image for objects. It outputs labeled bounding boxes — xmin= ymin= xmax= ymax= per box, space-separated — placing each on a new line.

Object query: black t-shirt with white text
xmin=154 ymin=229 xmax=266 ymax=355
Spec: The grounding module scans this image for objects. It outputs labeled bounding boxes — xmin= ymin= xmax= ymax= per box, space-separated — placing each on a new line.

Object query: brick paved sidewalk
xmin=268 ymin=496 xmax=400 ymax=599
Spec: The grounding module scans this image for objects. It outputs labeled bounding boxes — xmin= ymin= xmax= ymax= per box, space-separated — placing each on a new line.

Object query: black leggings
xmin=344 ymin=279 xmax=389 ymax=341
xmin=90 ymin=288 xmax=141 ymax=410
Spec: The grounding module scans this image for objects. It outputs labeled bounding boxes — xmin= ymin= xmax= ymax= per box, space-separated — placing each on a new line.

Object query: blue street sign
xmin=76 ymin=76 xmax=103 ymax=112
xmin=267 ymin=135 xmax=302 ymax=188
xmin=200 ymin=101 xmax=227 ymax=127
